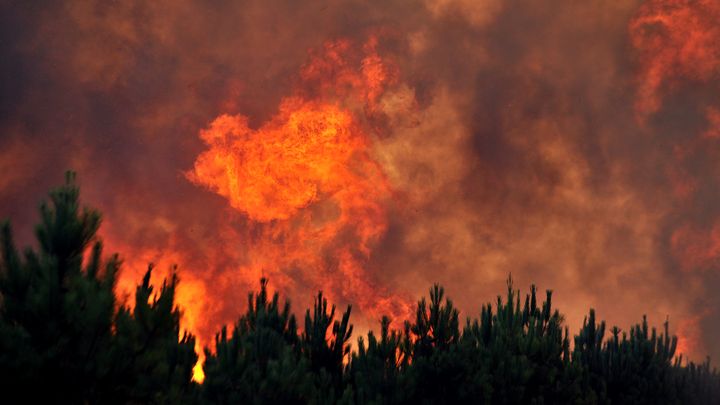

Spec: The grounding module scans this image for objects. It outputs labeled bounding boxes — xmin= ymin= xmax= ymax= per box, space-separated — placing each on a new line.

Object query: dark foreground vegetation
xmin=1 ymin=174 xmax=719 ymax=404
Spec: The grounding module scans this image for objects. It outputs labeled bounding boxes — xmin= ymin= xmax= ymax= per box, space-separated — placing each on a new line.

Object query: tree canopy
xmin=1 ymin=174 xmax=718 ymax=404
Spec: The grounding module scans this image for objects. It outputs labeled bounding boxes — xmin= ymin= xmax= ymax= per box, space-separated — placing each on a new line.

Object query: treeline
xmin=1 ymin=175 xmax=719 ymax=404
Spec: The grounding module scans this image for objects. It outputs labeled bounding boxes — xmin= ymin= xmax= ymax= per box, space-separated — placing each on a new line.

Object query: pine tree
xmin=3 ymin=172 xmax=720 ymax=404
xmin=0 ymin=172 xmax=119 ymax=403
xmin=348 ymin=316 xmax=411 ymax=404
xmin=202 ymin=278 xmax=313 ymax=404
xmin=112 ymin=265 xmax=198 ymax=403
xmin=0 ymin=173 xmax=198 ymax=404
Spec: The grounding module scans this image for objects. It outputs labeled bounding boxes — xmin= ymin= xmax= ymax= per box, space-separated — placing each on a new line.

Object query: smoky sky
xmin=2 ymin=0 xmax=719 ymax=361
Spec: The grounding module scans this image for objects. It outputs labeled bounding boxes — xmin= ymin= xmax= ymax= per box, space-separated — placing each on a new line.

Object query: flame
xmin=298 ymin=36 xmax=398 ymax=111
xmin=110 ymin=242 xmax=210 ymax=383
xmin=103 ymin=38 xmax=414 ymax=384
xmin=676 ymin=314 xmax=705 ymax=360
xmin=181 ymin=36 xmax=414 ymax=378
xmin=192 ymin=358 xmax=205 ymax=384
xmin=189 ymin=99 xmax=368 ymax=223
xmin=4 ymin=0 xmax=720 ymax=380
xmin=629 ymin=0 xmax=720 ymax=121
xmin=91 ymin=10 xmax=720 ymax=382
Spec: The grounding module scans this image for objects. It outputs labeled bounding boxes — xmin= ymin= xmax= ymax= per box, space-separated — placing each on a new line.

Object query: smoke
xmin=1 ymin=0 xmax=719 ymax=365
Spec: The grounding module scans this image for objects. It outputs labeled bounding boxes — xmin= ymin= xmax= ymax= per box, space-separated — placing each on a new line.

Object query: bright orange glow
xmin=189 ymin=100 xmax=365 ymax=223
xmin=299 ymin=35 xmax=398 ymax=111
xmin=176 ymin=36 xmax=414 ymax=379
xmin=676 ymin=314 xmax=704 ymax=361
xmin=109 ymin=239 xmax=211 ymax=383
xmin=4 ymin=0 xmax=720 ymax=379
xmin=192 ymin=352 xmax=206 ymax=383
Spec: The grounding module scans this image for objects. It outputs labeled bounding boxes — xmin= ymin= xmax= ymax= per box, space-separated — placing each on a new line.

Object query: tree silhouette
xmin=113 ymin=265 xmax=198 ymax=403
xmin=202 ymin=278 xmax=312 ymax=404
xmin=2 ymin=173 xmax=720 ymax=404
xmin=0 ymin=172 xmax=120 ymax=403
xmin=0 ymin=173 xmax=197 ymax=404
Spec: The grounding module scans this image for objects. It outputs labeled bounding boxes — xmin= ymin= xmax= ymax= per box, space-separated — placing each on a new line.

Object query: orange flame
xmin=109 ymin=240 xmax=211 ymax=383
xmin=189 ymin=99 xmax=370 ymax=223
xmin=180 ymin=36 xmax=414 ymax=378
xmin=106 ymin=36 xmax=414 ymax=383
xmin=675 ymin=314 xmax=706 ymax=361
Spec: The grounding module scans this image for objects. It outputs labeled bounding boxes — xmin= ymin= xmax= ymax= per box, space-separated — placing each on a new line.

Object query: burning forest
xmin=1 ymin=0 xmax=720 ymax=403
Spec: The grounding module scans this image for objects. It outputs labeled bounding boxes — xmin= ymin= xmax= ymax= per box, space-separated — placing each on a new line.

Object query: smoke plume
xmin=2 ymin=0 xmax=719 ymax=377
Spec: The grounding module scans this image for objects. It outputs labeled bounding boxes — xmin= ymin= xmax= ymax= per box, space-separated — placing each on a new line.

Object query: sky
xmin=1 ymin=0 xmax=719 ymax=366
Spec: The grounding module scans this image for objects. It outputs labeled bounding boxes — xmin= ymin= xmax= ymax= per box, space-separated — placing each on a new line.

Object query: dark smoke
xmin=1 ymin=0 xmax=718 ymax=361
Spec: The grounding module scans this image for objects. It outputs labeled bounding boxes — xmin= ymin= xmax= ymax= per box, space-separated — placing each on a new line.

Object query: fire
xmin=675 ymin=314 xmax=705 ymax=361
xmin=103 ymin=38 xmax=414 ymax=383
xmin=92 ymin=9 xmax=720 ymax=382
xmin=189 ymin=99 xmax=367 ymax=223
xmin=298 ymin=36 xmax=398 ymax=111
xmin=629 ymin=0 xmax=720 ymax=120
xmin=181 ymin=35 xmax=414 ymax=379
xmin=110 ymin=241 xmax=211 ymax=383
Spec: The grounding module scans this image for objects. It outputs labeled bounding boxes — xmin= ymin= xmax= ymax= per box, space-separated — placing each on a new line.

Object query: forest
xmin=1 ymin=174 xmax=719 ymax=404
